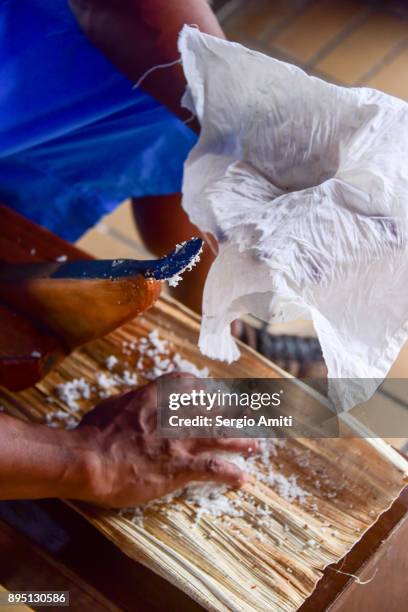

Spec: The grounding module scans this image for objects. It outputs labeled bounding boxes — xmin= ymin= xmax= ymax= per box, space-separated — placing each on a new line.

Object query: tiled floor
xmin=77 ymin=0 xmax=408 ymax=446
xmin=222 ymin=0 xmax=408 ymax=93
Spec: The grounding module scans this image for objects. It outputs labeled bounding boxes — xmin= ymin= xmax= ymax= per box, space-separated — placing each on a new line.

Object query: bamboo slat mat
xmin=1 ymin=295 xmax=407 ymax=612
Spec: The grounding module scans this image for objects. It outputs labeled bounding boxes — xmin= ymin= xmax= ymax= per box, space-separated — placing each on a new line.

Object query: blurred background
xmin=217 ymin=0 xmax=407 ymax=96
xmin=78 ymin=0 xmax=408 ymax=413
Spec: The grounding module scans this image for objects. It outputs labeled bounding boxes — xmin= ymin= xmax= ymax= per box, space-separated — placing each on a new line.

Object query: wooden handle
xmin=0 ymin=302 xmax=66 ymax=390
xmin=0 ymin=204 xmax=161 ymax=389
xmin=0 ymin=275 xmax=161 ymax=350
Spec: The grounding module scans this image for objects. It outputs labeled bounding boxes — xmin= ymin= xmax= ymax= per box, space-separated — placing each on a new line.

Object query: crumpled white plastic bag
xmin=178 ymin=26 xmax=408 ymax=409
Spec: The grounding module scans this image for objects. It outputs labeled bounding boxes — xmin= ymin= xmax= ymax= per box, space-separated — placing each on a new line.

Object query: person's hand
xmin=72 ymin=373 xmax=256 ymax=508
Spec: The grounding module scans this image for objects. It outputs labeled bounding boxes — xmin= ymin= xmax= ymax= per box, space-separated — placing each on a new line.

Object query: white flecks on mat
xmin=96 ymin=372 xmax=118 ymax=392
xmin=56 ymin=378 xmax=91 ymax=411
xmin=166 ymin=240 xmax=203 ymax=288
xmin=45 ymin=329 xmax=208 ymax=428
xmin=119 ymin=438 xmax=315 ymax=529
xmin=45 ymin=410 xmax=77 ymax=429
xmin=105 ymin=355 xmax=119 ymax=370
xmin=43 ymin=331 xmax=312 ymax=531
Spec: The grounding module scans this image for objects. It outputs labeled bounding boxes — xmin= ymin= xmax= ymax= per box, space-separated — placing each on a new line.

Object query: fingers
xmin=187 ymin=455 xmax=246 ymax=487
xmin=192 ymin=437 xmax=259 ymax=455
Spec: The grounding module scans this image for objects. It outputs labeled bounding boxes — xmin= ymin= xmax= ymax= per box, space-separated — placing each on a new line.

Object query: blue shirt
xmin=0 ymin=0 xmax=197 ymax=240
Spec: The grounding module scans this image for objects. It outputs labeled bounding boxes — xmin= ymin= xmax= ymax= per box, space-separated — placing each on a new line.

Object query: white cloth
xmin=178 ymin=26 xmax=408 ymax=409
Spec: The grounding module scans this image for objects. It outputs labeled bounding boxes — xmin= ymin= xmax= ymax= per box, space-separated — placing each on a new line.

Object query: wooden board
xmin=0 ymin=299 xmax=407 ymax=611
xmin=0 ymin=518 xmax=118 ymax=612
xmin=1 ymin=205 xmax=407 ymax=611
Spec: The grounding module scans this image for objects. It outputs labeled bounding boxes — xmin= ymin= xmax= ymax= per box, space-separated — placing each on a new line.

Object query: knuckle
xmin=206 ymin=457 xmax=222 ymax=474
xmin=173 ymin=452 xmax=191 ymax=472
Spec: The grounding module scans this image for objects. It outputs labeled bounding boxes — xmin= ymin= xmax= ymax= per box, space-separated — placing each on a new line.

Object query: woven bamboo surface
xmin=1 ymin=295 xmax=407 ymax=611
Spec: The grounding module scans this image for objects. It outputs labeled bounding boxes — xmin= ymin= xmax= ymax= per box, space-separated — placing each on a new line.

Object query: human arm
xmin=0 ymin=375 xmax=254 ymax=507
xmin=69 ymin=0 xmax=224 ymax=127
xmin=69 ymin=0 xmax=224 ymax=310
xmin=0 ymin=412 xmax=90 ymax=500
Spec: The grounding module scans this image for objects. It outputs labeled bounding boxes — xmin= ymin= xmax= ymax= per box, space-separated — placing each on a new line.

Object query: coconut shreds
xmin=184 ymin=484 xmax=245 ymax=522
xmin=44 ymin=330 xmax=309 ymax=524
xmin=96 ymin=372 xmax=118 ymax=391
xmin=105 ymin=355 xmax=119 ymax=370
xmin=167 ymin=240 xmax=203 ymax=288
xmin=45 ymin=410 xmax=77 ymax=430
xmin=261 ymin=472 xmax=309 ymax=504
xmin=56 ymin=377 xmax=91 ymax=411
xmin=168 ymin=273 xmax=183 ymax=288
xmin=119 ymin=438 xmax=311 ymax=528
xmin=45 ymin=329 xmax=207 ymax=427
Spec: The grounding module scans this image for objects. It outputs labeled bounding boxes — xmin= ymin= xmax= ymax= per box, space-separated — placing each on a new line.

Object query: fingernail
xmin=239 ymin=472 xmax=248 ymax=485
